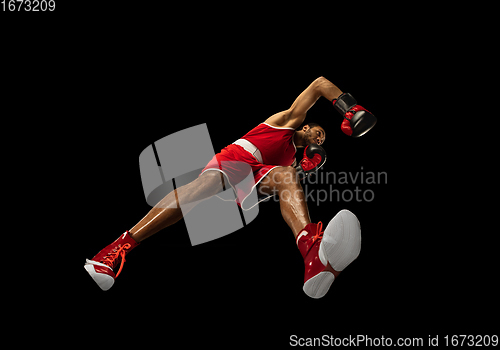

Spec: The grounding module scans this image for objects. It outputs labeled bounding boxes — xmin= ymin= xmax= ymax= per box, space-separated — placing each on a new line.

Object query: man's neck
xmin=294 ymin=131 xmax=306 ymax=148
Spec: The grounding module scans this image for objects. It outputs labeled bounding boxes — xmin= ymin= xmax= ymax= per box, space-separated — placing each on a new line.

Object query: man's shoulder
xmin=264 ymin=110 xmax=297 ymax=129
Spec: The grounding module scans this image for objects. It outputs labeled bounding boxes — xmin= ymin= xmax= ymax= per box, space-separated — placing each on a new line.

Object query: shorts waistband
xmin=232 ymin=139 xmax=263 ymax=163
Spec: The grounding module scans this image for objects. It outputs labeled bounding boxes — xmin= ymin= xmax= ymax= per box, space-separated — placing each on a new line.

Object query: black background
xmin=3 ymin=3 xmax=496 ymax=348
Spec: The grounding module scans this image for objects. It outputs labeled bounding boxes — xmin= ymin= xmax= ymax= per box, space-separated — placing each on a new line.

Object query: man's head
xmin=301 ymin=123 xmax=326 ymax=146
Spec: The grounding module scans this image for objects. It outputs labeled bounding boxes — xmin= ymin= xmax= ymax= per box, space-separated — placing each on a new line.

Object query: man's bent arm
xmin=265 ymin=77 xmax=343 ymax=129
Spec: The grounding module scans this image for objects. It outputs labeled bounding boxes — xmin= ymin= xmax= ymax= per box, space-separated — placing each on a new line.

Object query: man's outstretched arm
xmin=265 ymin=76 xmax=342 ymax=129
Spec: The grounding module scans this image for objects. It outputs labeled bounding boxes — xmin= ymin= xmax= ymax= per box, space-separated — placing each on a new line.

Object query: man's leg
xmin=129 ymin=170 xmax=226 ymax=242
xmin=258 ymin=166 xmax=361 ymax=299
xmin=85 ymin=170 xmax=226 ymax=290
xmin=257 ymin=166 xmax=310 ymax=238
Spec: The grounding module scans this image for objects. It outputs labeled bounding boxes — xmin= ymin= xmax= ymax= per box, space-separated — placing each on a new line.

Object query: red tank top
xmin=241 ymin=123 xmax=296 ymax=166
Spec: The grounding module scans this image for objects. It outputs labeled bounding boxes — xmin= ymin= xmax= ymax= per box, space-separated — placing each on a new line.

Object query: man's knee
xmin=283 ymin=166 xmax=298 ymax=177
xmin=275 ymin=166 xmax=299 ymax=186
xmin=258 ymin=166 xmax=301 ymax=196
xmin=197 ymin=170 xmax=226 ymax=196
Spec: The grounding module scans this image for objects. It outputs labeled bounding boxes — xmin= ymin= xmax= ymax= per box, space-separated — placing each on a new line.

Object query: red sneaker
xmin=296 ymin=210 xmax=361 ymax=298
xmin=84 ymin=231 xmax=139 ymax=291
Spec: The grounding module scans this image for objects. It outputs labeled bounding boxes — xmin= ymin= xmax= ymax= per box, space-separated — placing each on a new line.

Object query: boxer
xmin=84 ymin=76 xmax=375 ymax=298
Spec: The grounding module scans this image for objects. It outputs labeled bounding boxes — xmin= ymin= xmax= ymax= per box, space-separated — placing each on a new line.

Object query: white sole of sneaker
xmin=303 ymin=210 xmax=361 ymax=299
xmin=84 ymin=259 xmax=115 ymax=291
xmin=303 ymin=271 xmax=336 ymax=299
xmin=320 ymin=209 xmax=361 ymax=271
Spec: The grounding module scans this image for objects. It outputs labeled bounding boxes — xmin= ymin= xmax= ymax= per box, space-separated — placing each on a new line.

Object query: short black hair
xmin=305 ymin=122 xmax=321 ymax=129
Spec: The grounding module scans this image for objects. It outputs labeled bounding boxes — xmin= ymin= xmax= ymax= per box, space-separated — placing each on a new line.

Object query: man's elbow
xmin=312 ymin=76 xmax=339 ymax=101
xmin=313 ymin=76 xmax=329 ymax=88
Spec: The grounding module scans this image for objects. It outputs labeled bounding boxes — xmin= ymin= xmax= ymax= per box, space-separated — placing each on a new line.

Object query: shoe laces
xmin=311 ymin=221 xmax=324 ymax=245
xmin=101 ymin=243 xmax=132 ymax=278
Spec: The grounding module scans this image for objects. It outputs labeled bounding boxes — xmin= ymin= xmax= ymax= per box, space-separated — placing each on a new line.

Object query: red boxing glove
xmin=341 ymin=105 xmax=373 ymax=136
xmin=333 ymin=93 xmax=377 ymax=137
xmin=300 ymin=152 xmax=322 ymax=172
xmin=295 ymin=144 xmax=327 ymax=179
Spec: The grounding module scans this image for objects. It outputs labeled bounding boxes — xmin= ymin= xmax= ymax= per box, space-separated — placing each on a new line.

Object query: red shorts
xmin=200 ymin=144 xmax=279 ymax=210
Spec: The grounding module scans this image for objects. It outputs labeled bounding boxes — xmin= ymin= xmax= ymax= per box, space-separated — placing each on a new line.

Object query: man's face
xmin=304 ymin=125 xmax=326 ymax=146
